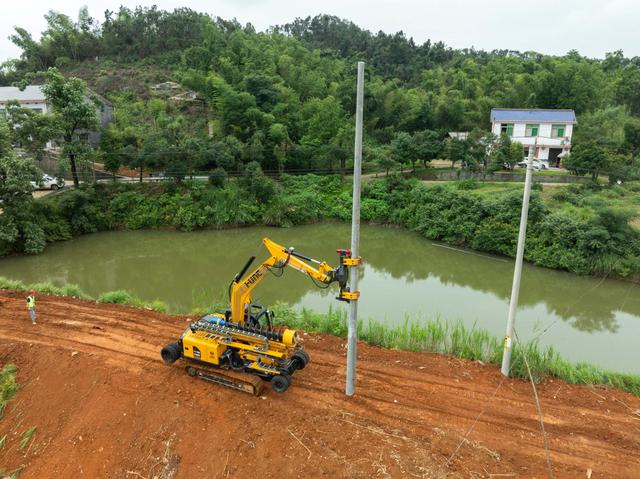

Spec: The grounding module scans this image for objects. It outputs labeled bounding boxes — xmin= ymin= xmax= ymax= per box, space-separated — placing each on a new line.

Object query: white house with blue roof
xmin=490 ymin=108 xmax=577 ymax=167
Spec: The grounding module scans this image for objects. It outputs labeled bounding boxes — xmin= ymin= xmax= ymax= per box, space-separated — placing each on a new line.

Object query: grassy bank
xmin=6 ymin=174 xmax=639 ymax=280
xmin=269 ymin=304 xmax=640 ymax=396
xmin=0 ymin=277 xmax=168 ymax=313
xmin=2 ymin=276 xmax=638 ymax=397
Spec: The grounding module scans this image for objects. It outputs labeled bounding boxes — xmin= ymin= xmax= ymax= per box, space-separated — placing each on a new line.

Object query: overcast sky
xmin=2 ymin=0 xmax=639 ymax=62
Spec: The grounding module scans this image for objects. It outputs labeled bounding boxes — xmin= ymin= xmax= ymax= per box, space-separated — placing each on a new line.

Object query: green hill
xmin=2 ymin=7 xmax=640 ymax=176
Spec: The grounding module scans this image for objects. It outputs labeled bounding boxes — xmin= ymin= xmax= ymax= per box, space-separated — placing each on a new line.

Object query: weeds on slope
xmin=18 ymin=427 xmax=36 ymax=451
xmin=0 ymin=467 xmax=24 ymax=479
xmin=97 ymin=290 xmax=167 ymax=313
xmin=270 ymin=303 xmax=640 ymax=397
xmin=0 ymin=364 xmax=18 ymax=418
xmin=0 ymin=276 xmax=168 ymax=313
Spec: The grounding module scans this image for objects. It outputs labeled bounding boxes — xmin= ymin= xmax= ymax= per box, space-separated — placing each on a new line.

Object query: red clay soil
xmin=0 ymin=290 xmax=638 ymax=479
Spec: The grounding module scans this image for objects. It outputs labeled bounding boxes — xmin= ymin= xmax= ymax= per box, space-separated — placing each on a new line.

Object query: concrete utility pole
xmin=501 ymin=138 xmax=537 ymax=376
xmin=346 ymin=61 xmax=365 ymax=396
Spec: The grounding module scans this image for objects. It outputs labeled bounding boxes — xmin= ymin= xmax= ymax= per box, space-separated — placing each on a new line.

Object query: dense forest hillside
xmin=2 ymin=6 xmax=640 ymax=177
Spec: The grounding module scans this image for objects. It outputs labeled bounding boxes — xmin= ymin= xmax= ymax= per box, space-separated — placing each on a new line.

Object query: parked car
xmin=516 ymin=159 xmax=548 ymax=171
xmin=30 ymin=174 xmax=65 ymax=190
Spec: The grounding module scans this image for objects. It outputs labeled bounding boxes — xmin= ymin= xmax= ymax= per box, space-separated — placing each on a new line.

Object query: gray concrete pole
xmin=346 ymin=61 xmax=365 ymax=396
xmin=501 ymin=137 xmax=537 ymax=376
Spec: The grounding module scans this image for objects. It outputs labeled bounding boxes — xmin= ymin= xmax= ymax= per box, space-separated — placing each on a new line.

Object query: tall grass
xmin=0 ymin=364 xmax=18 ymax=419
xmin=97 ymin=290 xmax=167 ymax=313
xmin=2 ymin=277 xmax=639 ymax=396
xmin=0 ymin=276 xmax=167 ymax=313
xmin=270 ymin=303 xmax=640 ymax=396
xmin=0 ymin=277 xmax=89 ymax=299
xmin=189 ymin=287 xmax=229 ymax=317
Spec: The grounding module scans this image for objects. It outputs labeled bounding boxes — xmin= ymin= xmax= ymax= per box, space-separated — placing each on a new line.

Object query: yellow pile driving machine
xmin=161 ymin=238 xmax=360 ymax=394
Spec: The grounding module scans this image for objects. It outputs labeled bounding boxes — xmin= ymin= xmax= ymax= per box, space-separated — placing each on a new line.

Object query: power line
xmin=514 ymin=328 xmax=554 ymax=479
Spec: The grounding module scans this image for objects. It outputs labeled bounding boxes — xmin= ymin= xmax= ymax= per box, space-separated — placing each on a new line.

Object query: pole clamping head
xmin=339 ymin=290 xmax=360 ymax=302
xmin=342 ymin=257 xmax=361 ymax=267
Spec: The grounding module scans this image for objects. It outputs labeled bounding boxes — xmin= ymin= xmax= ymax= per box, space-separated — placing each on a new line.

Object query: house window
xmin=525 ymin=124 xmax=539 ymax=137
xmin=500 ymin=123 xmax=514 ymax=136
xmin=551 ymin=124 xmax=566 ymax=138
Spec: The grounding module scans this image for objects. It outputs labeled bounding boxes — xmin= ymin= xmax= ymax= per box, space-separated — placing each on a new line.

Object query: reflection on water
xmin=1 ymin=223 xmax=639 ymax=373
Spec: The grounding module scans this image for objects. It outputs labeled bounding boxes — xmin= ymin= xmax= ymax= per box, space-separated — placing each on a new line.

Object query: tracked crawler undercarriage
xmin=161 ymin=238 xmax=360 ymax=394
xmin=162 ymin=313 xmax=310 ymax=394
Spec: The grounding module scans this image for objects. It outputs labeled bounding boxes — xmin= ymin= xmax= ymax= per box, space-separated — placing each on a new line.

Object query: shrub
xmin=11 ymin=174 xmax=640 ymax=279
xmin=240 ymin=161 xmax=278 ymax=203
xmin=208 ymin=167 xmax=228 ymax=187
xmin=456 ymin=178 xmax=479 ymax=190
xmin=98 ymin=290 xmax=134 ymax=304
xmin=97 ymin=290 xmax=168 ymax=312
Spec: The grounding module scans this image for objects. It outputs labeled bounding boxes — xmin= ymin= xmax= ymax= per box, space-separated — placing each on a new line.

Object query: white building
xmin=490 ymin=108 xmax=576 ymax=167
xmin=0 ymin=85 xmax=50 ymax=115
xmin=0 ymin=85 xmax=114 ymax=146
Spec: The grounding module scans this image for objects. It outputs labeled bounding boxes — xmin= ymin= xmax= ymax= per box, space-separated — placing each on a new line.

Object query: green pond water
xmin=1 ymin=223 xmax=639 ymax=374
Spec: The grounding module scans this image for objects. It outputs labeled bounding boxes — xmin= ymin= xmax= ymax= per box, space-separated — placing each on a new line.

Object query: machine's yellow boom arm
xmin=229 ymin=238 xmax=352 ymax=325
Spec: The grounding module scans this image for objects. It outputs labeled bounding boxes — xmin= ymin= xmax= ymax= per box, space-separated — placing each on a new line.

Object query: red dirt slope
xmin=0 ymin=290 xmax=638 ymax=478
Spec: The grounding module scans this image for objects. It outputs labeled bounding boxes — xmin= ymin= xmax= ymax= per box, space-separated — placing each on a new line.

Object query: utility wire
xmin=528 ymin=270 xmax=611 ymax=345
xmin=445 ymin=337 xmax=555 ymax=479
xmin=445 ymin=374 xmax=507 ymax=467
xmin=514 ymin=327 xmax=554 ymax=479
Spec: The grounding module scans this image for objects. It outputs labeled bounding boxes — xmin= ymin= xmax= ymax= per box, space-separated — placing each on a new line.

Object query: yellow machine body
xmin=161 ymin=238 xmax=360 ymax=394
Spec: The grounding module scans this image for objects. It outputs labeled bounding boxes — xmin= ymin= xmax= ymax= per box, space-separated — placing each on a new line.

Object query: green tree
xmin=491 ymin=135 xmax=522 ymax=171
xmin=412 ymin=130 xmax=443 ymax=168
xmin=563 ymin=143 xmax=611 ymax=182
xmin=98 ymin=126 xmax=123 ymax=181
xmin=572 ymin=106 xmax=628 ymax=150
xmin=138 ymin=134 xmax=170 ymax=181
xmin=103 ymin=151 xmax=121 ymax=181
xmin=300 ymin=96 xmax=346 ymax=147
xmin=208 ymin=167 xmax=227 ymax=187
xmin=5 ymin=103 xmax=59 ymax=162
xmin=0 ymin=119 xmax=12 ymax=158
xmin=182 ymin=46 xmax=212 ymax=71
xmin=268 ymin=123 xmax=292 ymax=172
xmin=390 ymin=132 xmax=414 ymax=172
xmin=623 ymin=118 xmax=640 ymax=157
xmin=240 ymin=161 xmax=277 ymax=203
xmin=463 ymin=129 xmax=494 ymax=173
xmin=367 ymin=146 xmax=396 ymax=176
xmin=244 ymin=132 xmax=265 ymax=166
xmin=41 ymin=68 xmax=98 ymax=187
xmin=606 ymin=153 xmax=640 ymax=184
xmin=616 ymin=65 xmax=640 ymax=116
xmin=0 ymin=153 xmax=45 ymax=254
xmin=446 ymin=138 xmax=466 ymax=169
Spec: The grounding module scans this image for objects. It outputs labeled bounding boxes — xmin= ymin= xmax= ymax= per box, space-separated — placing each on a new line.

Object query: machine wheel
xmin=186 ymin=366 xmax=197 ymax=377
xmin=161 ymin=342 xmax=182 ymax=364
xmin=51 ymin=184 xmax=60 ymax=190
xmin=230 ymin=352 xmax=245 ymax=371
xmin=290 ymin=350 xmax=309 ymax=371
xmin=271 ymin=374 xmax=291 ymax=394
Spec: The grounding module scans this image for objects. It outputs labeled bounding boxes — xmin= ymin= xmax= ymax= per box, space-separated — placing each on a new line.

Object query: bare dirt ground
xmin=0 ymin=290 xmax=639 ymax=478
